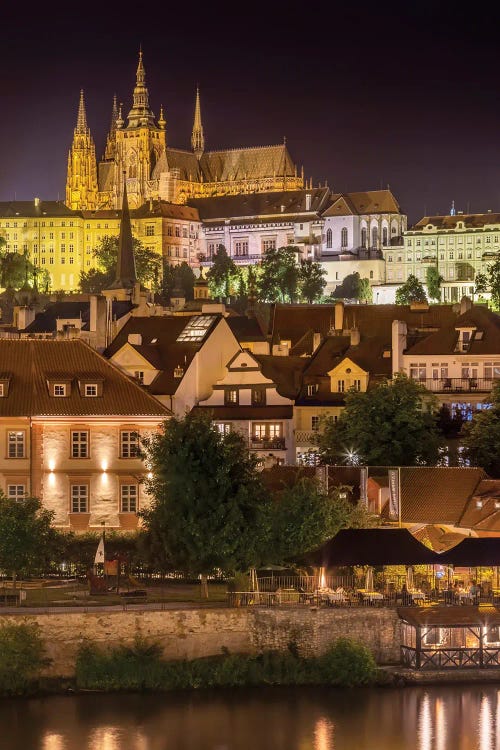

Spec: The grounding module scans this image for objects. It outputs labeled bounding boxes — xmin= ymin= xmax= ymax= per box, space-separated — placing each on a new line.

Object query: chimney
xmin=392 ymin=320 xmax=407 ymax=375
xmin=89 ymin=295 xmax=98 ymax=331
xmin=149 ymin=197 xmax=153 ymax=212
xmin=334 ymin=301 xmax=344 ymax=331
xmin=127 ymin=333 xmax=142 ymax=346
xmin=350 ymin=328 xmax=360 ymax=346
xmin=460 ymin=296 xmax=473 ymax=315
xmin=312 ymin=332 xmax=322 ymax=352
xmin=15 ymin=305 xmax=36 ymax=330
xmin=305 ymin=193 xmax=312 ymax=211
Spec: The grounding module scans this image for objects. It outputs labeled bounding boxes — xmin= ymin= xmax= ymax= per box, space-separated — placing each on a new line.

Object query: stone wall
xmin=0 ymin=606 xmax=402 ymax=677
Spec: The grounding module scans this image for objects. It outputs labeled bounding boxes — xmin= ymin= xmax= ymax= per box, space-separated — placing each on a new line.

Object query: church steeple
xmin=127 ymin=48 xmax=155 ymax=128
xmin=104 ymin=94 xmax=119 ymax=160
xmin=65 ymin=89 xmax=98 ymax=210
xmin=191 ymin=86 xmax=205 ymax=159
xmin=109 ymin=178 xmax=137 ymax=290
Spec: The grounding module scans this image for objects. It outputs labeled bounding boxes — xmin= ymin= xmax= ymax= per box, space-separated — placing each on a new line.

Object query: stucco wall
xmin=0 ymin=606 xmax=402 ymax=677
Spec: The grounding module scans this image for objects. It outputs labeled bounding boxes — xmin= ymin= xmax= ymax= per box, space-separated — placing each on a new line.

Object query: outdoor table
xmin=457 ymin=591 xmax=474 ymax=604
xmin=358 ymin=590 xmax=384 ymax=604
xmin=319 ymin=590 xmax=349 ymax=605
xmin=409 ymin=590 xmax=426 ymax=603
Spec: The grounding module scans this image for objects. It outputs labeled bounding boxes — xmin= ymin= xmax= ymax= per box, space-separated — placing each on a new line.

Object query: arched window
xmin=341 ymin=228 xmax=348 ymax=248
xmin=370 ymin=270 xmax=374 ymax=279
xmin=361 ymin=228 xmax=367 ymax=248
xmin=326 ymin=228 xmax=332 ymax=249
xmin=371 ymin=227 xmax=378 ymax=248
xmin=382 ymin=227 xmax=388 ymax=246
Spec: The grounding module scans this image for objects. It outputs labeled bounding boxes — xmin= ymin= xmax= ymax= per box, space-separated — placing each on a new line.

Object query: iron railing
xmin=250 ymin=438 xmax=286 ymax=450
xmin=414 ymin=377 xmax=495 ymax=393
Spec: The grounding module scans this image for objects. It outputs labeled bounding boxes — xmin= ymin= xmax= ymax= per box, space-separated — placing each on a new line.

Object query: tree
xmin=357 ymin=277 xmax=373 ymax=303
xmin=332 ymin=272 xmax=371 ymax=302
xmin=79 ymin=235 xmax=161 ymax=293
xmin=0 ymin=494 xmax=55 ymax=586
xmin=206 ymin=244 xmax=237 ymax=298
xmin=462 ymin=383 xmax=500 ymax=476
xmin=257 ymin=245 xmax=300 ymax=303
xmin=317 ymin=374 xmax=441 ymax=466
xmin=0 ymin=248 xmax=35 ymax=290
xmin=272 ymin=477 xmax=375 ymax=561
xmin=298 ymin=259 xmax=327 ymax=303
xmin=140 ymin=412 xmax=271 ymax=596
xmin=474 ymin=271 xmax=488 ymax=298
xmin=426 ymin=266 xmax=444 ymax=302
xmin=487 ymin=259 xmax=500 ymax=310
xmin=160 ymin=261 xmax=196 ymax=304
xmin=395 ymin=274 xmax=428 ymax=305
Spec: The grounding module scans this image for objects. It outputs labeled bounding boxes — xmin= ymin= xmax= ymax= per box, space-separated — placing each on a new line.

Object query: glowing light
xmin=479 ymin=694 xmax=493 ymax=750
xmin=48 ymin=460 xmax=55 ymax=472
xmin=314 ymin=717 xmax=334 ymax=750
xmin=319 ymin=566 xmax=326 ymax=588
xmin=42 ymin=734 xmax=65 ymax=750
xmin=418 ymin=693 xmax=433 ymax=750
xmin=147 ymin=471 xmax=153 ymax=479
xmin=435 ymin=697 xmax=447 ymax=750
xmin=101 ymin=460 xmax=108 ymax=472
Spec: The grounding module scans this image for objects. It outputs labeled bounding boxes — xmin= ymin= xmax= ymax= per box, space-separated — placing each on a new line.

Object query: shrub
xmin=319 ymin=637 xmax=377 ymax=687
xmin=0 ymin=623 xmax=49 ymax=695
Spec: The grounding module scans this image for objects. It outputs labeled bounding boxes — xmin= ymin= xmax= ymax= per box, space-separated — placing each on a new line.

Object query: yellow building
xmin=66 ymin=51 xmax=304 ymax=211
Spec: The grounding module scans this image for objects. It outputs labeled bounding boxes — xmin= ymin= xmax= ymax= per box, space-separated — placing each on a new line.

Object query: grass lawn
xmin=0 ymin=580 xmax=229 ymax=608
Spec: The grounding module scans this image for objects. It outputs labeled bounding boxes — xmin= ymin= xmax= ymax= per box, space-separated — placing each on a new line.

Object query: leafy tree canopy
xmin=317 ymin=374 xmax=441 ymax=466
xmin=0 ymin=495 xmax=56 ymax=584
xmin=140 ymin=412 xmax=272 ymax=582
xmin=79 ymin=235 xmax=161 ymax=294
xmin=487 ymin=259 xmax=500 ymax=310
xmin=474 ymin=271 xmax=488 ymax=297
xmin=462 ymin=383 xmax=500 ymax=476
xmin=332 ymin=272 xmax=371 ymax=302
xmin=256 ymin=245 xmax=300 ymax=303
xmin=395 ymin=274 xmax=428 ymax=305
xmin=160 ymin=261 xmax=196 ymax=304
xmin=298 ymin=259 xmax=327 ymax=303
xmin=0 ymin=244 xmax=37 ymax=291
xmin=206 ymin=245 xmax=237 ymax=298
xmin=425 ymin=266 xmax=444 ymax=302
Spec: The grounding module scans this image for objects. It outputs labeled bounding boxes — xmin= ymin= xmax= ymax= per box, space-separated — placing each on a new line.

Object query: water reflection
xmin=2 ymin=685 xmax=500 ymax=750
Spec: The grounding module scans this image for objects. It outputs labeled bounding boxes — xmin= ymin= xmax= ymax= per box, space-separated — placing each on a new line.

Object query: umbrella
xmin=365 ymin=566 xmax=374 ymax=591
xmin=406 ymin=565 xmax=414 ymax=591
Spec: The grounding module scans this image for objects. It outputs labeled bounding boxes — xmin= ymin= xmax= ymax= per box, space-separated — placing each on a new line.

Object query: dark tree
xmin=317 ymin=374 xmax=441 ymax=466
xmin=79 ymin=235 xmax=161 ymax=293
xmin=426 ymin=267 xmax=444 ymax=302
xmin=462 ymin=384 xmax=500 ymax=476
xmin=298 ymin=259 xmax=327 ymax=303
xmin=487 ymin=259 xmax=500 ymax=310
xmin=257 ymin=245 xmax=300 ymax=303
xmin=0 ymin=495 xmax=56 ymax=586
xmin=395 ymin=274 xmax=428 ymax=305
xmin=206 ymin=245 xmax=237 ymax=298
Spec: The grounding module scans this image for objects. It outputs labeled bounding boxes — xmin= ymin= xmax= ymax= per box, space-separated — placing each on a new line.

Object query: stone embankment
xmin=0 ymin=605 xmax=401 ymax=677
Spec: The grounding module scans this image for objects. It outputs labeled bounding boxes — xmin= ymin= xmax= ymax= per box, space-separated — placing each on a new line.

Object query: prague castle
xmin=66 ymin=50 xmax=304 ymax=211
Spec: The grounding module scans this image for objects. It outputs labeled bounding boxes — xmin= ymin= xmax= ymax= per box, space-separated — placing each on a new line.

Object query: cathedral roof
xmin=199 ymin=143 xmax=296 ymax=182
xmin=161 ymin=148 xmax=202 ymax=181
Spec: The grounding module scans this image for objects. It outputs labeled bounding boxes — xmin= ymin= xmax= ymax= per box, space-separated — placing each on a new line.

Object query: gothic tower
xmin=104 ymin=94 xmax=119 ymax=161
xmin=191 ymin=87 xmax=205 ymax=160
xmin=65 ymin=90 xmax=98 ymax=210
xmin=113 ymin=50 xmax=167 ymax=209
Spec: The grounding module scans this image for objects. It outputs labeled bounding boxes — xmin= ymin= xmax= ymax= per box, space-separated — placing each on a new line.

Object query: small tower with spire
xmin=103 ymin=94 xmax=119 ymax=161
xmin=191 ymin=86 xmax=205 ymax=160
xmin=104 ymin=178 xmax=137 ymax=299
xmin=65 ymin=89 xmax=98 ymax=210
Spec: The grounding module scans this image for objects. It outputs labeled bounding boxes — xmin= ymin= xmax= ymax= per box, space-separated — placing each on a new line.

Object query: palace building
xmin=66 ymin=51 xmax=304 ymax=212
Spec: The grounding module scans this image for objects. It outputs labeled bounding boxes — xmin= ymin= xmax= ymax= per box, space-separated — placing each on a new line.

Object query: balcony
xmin=415 ymin=377 xmax=495 ymax=393
xmin=250 ymin=437 xmax=286 ymax=450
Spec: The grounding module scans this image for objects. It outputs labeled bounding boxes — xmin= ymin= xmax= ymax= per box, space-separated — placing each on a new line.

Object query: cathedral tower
xmin=191 ymin=87 xmax=205 ymax=159
xmin=65 ymin=90 xmax=98 ymax=210
xmin=104 ymin=94 xmax=119 ymax=161
xmin=113 ymin=50 xmax=167 ymax=209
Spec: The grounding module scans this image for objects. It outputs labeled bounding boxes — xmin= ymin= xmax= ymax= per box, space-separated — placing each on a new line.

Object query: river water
xmin=1 ymin=684 xmax=499 ymax=749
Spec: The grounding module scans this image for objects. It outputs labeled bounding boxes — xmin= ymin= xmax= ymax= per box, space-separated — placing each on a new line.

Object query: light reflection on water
xmin=2 ymin=685 xmax=500 ymax=750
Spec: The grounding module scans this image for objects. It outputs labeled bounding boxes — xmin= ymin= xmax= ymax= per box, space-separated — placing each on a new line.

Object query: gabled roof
xmin=405 ymin=306 xmax=500 ymax=356
xmin=411 ymin=213 xmax=500 ymax=230
xmin=457 ymin=480 xmax=500 ymax=533
xmin=376 ymin=467 xmax=488 ymax=524
xmin=187 ymin=188 xmax=330 ymax=222
xmin=226 ymin=315 xmax=267 ymax=343
xmin=0 ymin=339 xmax=169 ymax=417
xmin=200 ymin=144 xmax=297 ymax=183
xmin=252 ymin=354 xmax=308 ymax=399
xmin=23 ymin=299 xmax=132 ymax=334
xmin=0 ymin=201 xmax=80 ymax=218
xmin=323 ymin=190 xmax=401 ymax=217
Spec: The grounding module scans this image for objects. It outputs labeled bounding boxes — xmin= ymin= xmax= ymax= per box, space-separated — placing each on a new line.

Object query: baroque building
xmin=66 ymin=51 xmax=304 ymax=211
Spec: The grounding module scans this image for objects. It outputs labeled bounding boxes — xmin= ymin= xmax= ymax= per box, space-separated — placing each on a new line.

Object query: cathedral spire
xmin=104 ymin=94 xmax=119 ymax=160
xmin=76 ymin=89 xmax=88 ymax=133
xmin=127 ymin=48 xmax=154 ymax=127
xmin=191 ymin=86 xmax=205 ymax=159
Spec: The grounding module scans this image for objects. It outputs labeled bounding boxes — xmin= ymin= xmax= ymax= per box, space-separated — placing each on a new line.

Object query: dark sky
xmin=1 ymin=1 xmax=499 ymax=225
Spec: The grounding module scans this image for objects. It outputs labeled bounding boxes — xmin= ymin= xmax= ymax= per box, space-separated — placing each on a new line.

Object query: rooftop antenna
xmin=450 ymin=200 xmax=456 ymax=216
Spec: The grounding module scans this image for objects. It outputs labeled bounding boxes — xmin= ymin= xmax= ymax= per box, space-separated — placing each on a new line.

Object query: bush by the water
xmin=0 ymin=623 xmax=49 ymax=695
xmin=75 ymin=636 xmax=377 ymax=691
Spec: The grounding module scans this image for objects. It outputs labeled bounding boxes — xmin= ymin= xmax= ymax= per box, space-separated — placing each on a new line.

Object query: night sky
xmin=1 ymin=1 xmax=499 ymax=225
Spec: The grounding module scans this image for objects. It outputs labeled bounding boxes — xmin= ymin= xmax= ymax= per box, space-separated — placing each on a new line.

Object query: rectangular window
xmin=54 ymin=384 xmax=66 ymax=397
xmin=234 ymin=240 xmax=249 ymax=256
xmin=262 ymin=239 xmax=276 ymax=252
xmin=71 ymin=484 xmax=88 ymax=513
xmin=84 ymin=384 xmax=97 ymax=397
xmin=215 ymin=423 xmax=231 ymax=436
xmin=224 ymin=389 xmax=239 ymax=405
xmin=0 ymin=384 xmax=3 ymax=397
xmin=7 ymin=485 xmax=25 ymax=501
xmin=307 ymin=384 xmax=319 ymax=396
xmin=175 ymin=226 xmax=181 ymax=237
xmin=145 ymin=225 xmax=155 ymax=236
xmin=8 ymin=431 xmax=25 ymax=458
xmin=311 ymin=415 xmax=320 ymax=432
xmin=120 ymin=485 xmax=138 ymax=513
xmin=353 ymin=379 xmax=361 ymax=391
xmin=409 ymin=363 xmax=426 ymax=380
xmin=251 ymin=388 xmax=266 ymax=406
xmin=253 ymin=423 xmax=282 ymax=440
xmin=134 ymin=371 xmax=144 ymax=385
xmin=71 ymin=431 xmax=88 ymax=458
xmin=337 ymin=380 xmax=345 ymax=392
xmin=120 ymin=431 xmax=139 ymax=458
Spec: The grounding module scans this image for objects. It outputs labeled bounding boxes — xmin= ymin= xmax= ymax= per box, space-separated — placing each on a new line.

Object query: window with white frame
xmin=8 ymin=431 xmax=25 ymax=458
xmin=234 ymin=240 xmax=248 ymax=256
xmin=120 ymin=430 xmax=139 ymax=458
xmin=84 ymin=384 xmax=97 ymax=397
xmin=337 ymin=380 xmax=345 ymax=392
xmin=253 ymin=423 xmax=282 ymax=440
xmin=262 ymin=238 xmax=276 ymax=252
xmin=7 ymin=484 xmax=25 ymax=501
xmin=484 ymin=362 xmax=500 ymax=380
xmin=382 ymin=227 xmax=388 ymax=246
xmin=120 ymin=484 xmax=138 ymax=513
xmin=54 ymin=384 xmax=66 ymax=397
xmin=215 ymin=423 xmax=231 ymax=436
xmin=311 ymin=415 xmax=320 ymax=431
xmin=71 ymin=484 xmax=88 ymax=513
xmin=224 ymin=389 xmax=239 ymax=405
xmin=326 ymin=228 xmax=332 ymax=248
xmin=409 ymin=363 xmax=426 ymax=380
xmin=341 ymin=227 xmax=348 ymax=248
xmin=134 ymin=371 xmax=145 ymax=385
xmin=307 ymin=384 xmax=319 ymax=396
xmin=71 ymin=431 xmax=89 ymax=458
xmin=0 ymin=384 xmax=3 ymax=397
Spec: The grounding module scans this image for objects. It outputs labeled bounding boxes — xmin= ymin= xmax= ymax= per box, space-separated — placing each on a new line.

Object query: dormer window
xmin=307 ymin=384 xmax=319 ymax=396
xmin=225 ymin=389 xmax=239 ymax=405
xmin=54 ymin=384 xmax=66 ymax=397
xmin=84 ymin=384 xmax=98 ymax=397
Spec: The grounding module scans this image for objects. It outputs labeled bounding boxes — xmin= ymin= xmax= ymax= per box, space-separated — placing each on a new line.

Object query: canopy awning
xmin=439 ymin=537 xmax=500 ymax=566
xmin=296 ymin=528 xmax=440 ymax=567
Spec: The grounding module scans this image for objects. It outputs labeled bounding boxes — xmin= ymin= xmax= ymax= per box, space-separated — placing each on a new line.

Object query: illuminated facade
xmin=66 ymin=51 xmax=304 ymax=212
xmin=0 ymin=339 xmax=169 ymax=531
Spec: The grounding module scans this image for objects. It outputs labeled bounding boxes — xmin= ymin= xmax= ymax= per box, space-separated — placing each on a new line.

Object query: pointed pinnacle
xmin=76 ymin=89 xmax=88 ymax=133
